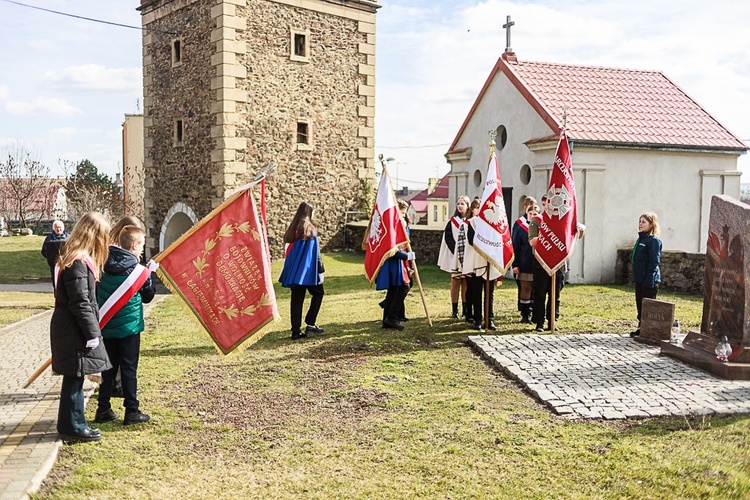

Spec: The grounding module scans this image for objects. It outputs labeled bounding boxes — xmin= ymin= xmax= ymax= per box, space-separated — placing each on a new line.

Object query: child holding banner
xmin=279 ymin=201 xmax=325 ymax=340
xmin=95 ymin=225 xmax=155 ymax=426
xmin=50 ymin=212 xmax=112 ymax=443
xmin=512 ymin=200 xmax=538 ymax=324
xmin=466 ymin=198 xmax=500 ymax=331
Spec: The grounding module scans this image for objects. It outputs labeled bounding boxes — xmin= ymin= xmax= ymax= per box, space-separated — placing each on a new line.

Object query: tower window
xmin=297 ymin=122 xmax=308 ymax=144
xmin=174 ymin=119 xmax=184 ymax=146
xmin=290 ymin=28 xmax=310 ymax=62
xmin=172 ymin=38 xmax=182 ymax=66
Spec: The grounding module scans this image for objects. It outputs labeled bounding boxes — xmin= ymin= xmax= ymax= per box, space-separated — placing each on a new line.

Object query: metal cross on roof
xmin=503 ymin=15 xmax=514 ymax=54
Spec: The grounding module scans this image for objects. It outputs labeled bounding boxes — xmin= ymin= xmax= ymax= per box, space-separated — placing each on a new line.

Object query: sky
xmin=0 ymin=0 xmax=748 ymax=189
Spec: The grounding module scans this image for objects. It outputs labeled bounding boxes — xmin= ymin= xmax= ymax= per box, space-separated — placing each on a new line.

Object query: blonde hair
xmin=640 ymin=212 xmax=660 ymax=237
xmin=110 ymin=215 xmax=143 ymax=245
xmin=523 ymin=196 xmax=537 ymax=210
xmin=119 ymin=225 xmax=146 ymax=251
xmin=57 ymin=212 xmax=111 ymax=275
xmin=453 ymin=196 xmax=471 ymax=217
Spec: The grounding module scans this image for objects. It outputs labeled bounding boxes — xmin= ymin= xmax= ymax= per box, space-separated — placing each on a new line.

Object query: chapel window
xmin=172 ymin=38 xmax=183 ymax=66
xmin=296 ymin=120 xmax=312 ymax=151
xmin=174 ymin=119 xmax=184 ymax=147
xmin=290 ymin=28 xmax=310 ymax=63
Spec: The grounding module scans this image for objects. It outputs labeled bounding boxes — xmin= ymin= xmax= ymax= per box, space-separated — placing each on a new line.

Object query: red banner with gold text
xmin=154 ymin=189 xmax=277 ymax=355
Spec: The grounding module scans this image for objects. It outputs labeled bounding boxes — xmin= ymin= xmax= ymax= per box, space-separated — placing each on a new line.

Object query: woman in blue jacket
xmin=630 ymin=212 xmax=662 ymax=337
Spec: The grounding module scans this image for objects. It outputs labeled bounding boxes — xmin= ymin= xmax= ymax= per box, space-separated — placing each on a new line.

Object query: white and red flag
xmin=534 ymin=129 xmax=580 ymax=274
xmin=363 ymin=167 xmax=409 ymax=284
xmin=473 ymin=147 xmax=514 ymax=274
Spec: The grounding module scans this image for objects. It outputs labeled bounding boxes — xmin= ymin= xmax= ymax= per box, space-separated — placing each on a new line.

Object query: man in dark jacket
xmin=41 ymin=220 xmax=68 ymax=282
xmin=94 ymin=225 xmax=156 ymax=426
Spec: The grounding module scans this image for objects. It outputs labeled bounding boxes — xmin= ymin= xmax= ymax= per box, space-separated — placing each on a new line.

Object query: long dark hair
xmin=283 ymin=202 xmax=316 ymax=243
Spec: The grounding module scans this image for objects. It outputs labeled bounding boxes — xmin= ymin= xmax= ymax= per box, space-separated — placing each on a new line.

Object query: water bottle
xmin=670 ymin=319 xmax=680 ymax=344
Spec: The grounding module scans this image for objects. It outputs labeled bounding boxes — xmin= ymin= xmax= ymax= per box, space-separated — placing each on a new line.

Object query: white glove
xmin=85 ymin=337 xmax=100 ymax=349
xmin=318 ymin=273 xmax=325 ymax=284
xmin=406 ymin=252 xmax=416 ymax=261
xmin=148 ymin=260 xmax=160 ymax=272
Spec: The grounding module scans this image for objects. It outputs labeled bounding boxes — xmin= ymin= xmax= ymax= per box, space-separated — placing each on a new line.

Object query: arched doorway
xmin=159 ymin=202 xmax=198 ymax=252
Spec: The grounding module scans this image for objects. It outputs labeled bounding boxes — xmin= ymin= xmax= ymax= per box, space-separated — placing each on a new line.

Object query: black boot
xmin=451 ymin=302 xmax=459 ymax=318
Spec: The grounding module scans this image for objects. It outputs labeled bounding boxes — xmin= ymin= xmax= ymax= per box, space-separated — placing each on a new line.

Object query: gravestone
xmin=635 ymin=298 xmax=674 ymax=346
xmin=662 ymin=195 xmax=750 ymax=379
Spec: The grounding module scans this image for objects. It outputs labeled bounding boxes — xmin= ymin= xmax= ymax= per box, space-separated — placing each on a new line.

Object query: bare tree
xmin=0 ymin=141 xmax=53 ymax=229
xmin=61 ymin=159 xmax=124 ymax=220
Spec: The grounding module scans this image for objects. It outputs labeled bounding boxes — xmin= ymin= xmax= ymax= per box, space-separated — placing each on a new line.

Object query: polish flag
xmin=363 ymin=168 xmax=409 ymax=284
xmin=472 ymin=149 xmax=514 ymax=274
xmin=534 ymin=129 xmax=580 ymax=274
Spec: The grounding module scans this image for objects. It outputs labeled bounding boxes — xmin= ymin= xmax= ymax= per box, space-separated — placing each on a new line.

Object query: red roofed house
xmin=445 ymin=51 xmax=747 ymax=284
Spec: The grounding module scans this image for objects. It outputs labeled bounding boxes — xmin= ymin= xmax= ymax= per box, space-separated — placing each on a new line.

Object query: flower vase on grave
xmin=714 ymin=335 xmax=732 ymax=362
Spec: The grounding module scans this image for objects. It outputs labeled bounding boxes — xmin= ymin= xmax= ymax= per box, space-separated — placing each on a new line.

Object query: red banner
xmin=534 ymin=129 xmax=579 ymax=274
xmin=155 ymin=189 xmax=277 ymax=355
xmin=363 ymin=168 xmax=409 ymax=284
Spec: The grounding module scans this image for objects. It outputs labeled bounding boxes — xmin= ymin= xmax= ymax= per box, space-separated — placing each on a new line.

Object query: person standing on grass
xmin=630 ymin=212 xmax=662 ymax=337
xmin=95 ymin=225 xmax=156 ymax=426
xmin=437 ymin=195 xmax=471 ymax=320
xmin=50 ymin=212 xmax=112 ymax=443
xmin=466 ymin=197 xmax=499 ymax=331
xmin=279 ymin=201 xmax=325 ymax=340
xmin=41 ymin=220 xmax=68 ymax=282
xmin=512 ymin=200 xmax=538 ymax=324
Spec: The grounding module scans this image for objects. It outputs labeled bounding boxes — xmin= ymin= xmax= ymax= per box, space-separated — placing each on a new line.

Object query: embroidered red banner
xmin=534 ymin=129 xmax=580 ymax=275
xmin=473 ymin=150 xmax=514 ymax=274
xmin=155 ymin=188 xmax=277 ymax=355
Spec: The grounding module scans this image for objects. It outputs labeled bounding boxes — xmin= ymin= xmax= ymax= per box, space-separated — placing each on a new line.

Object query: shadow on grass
xmin=140 ymin=344 xmax=216 ymax=358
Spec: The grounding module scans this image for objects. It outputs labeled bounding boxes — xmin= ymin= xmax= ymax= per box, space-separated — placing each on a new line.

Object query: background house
xmin=425 ymin=175 xmax=449 ymax=229
xmin=445 ymin=51 xmax=747 ymax=284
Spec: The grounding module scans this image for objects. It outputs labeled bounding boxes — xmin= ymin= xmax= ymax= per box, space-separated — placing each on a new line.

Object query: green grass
xmin=32 ymin=253 xmax=749 ymax=499
xmin=0 ymin=292 xmax=54 ymax=327
xmin=0 ymin=235 xmax=51 ymax=283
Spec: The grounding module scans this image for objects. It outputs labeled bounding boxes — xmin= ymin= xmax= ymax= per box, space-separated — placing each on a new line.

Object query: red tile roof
xmin=448 ymin=55 xmax=747 ymax=153
xmin=426 ymin=175 xmax=449 ymax=200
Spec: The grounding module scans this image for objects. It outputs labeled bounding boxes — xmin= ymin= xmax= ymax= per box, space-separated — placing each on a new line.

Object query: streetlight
xmin=386 ymin=157 xmax=396 ymax=188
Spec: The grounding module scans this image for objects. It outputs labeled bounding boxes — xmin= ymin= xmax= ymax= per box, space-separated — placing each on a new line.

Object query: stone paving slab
xmin=469 ymin=333 xmax=750 ymax=420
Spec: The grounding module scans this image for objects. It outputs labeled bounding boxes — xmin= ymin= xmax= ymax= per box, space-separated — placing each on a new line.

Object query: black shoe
xmin=535 ymin=326 xmax=544 ymax=332
xmin=548 ymin=324 xmax=559 ymax=331
xmin=630 ymin=330 xmax=641 ymax=338
xmin=94 ymin=408 xmax=120 ymax=423
xmin=59 ymin=427 xmax=102 ymax=443
xmin=520 ymin=316 xmax=532 ymax=324
xmin=399 ymin=317 xmax=409 ymax=323
xmin=291 ymin=330 xmax=307 ymax=340
xmin=473 ymin=322 xmax=483 ymax=331
xmin=305 ymin=325 xmax=324 ymax=334
xmin=488 ymin=321 xmax=497 ymax=331
xmin=124 ymin=411 xmax=150 ymax=426
xmin=382 ymin=318 xmax=404 ymax=331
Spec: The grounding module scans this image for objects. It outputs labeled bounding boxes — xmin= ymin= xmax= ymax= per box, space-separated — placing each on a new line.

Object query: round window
xmin=520 ymin=164 xmax=531 ymax=185
xmin=496 ymin=125 xmax=508 ymax=150
xmin=473 ymin=169 xmax=483 ymax=187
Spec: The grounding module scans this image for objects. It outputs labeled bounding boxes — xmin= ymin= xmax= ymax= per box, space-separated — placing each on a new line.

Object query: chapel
xmin=445 ymin=20 xmax=747 ymax=284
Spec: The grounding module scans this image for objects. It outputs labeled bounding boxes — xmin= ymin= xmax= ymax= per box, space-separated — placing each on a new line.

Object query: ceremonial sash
xmin=515 ymin=217 xmax=529 ymax=233
xmin=450 ymin=215 xmax=462 ymax=228
xmin=98 ymin=263 xmax=154 ymax=329
xmin=54 ymin=256 xmax=97 ymax=295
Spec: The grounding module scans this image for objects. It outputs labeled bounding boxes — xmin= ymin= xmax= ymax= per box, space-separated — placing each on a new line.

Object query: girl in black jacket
xmin=50 ymin=212 xmax=112 ymax=442
xmin=630 ymin=212 xmax=662 ymax=337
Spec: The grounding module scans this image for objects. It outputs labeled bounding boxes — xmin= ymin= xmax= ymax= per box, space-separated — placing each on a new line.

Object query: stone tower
xmin=138 ymin=0 xmax=379 ymax=258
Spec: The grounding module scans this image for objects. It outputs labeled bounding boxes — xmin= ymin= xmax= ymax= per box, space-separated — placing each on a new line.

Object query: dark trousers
xmin=58 ymin=375 xmax=87 ymax=435
xmin=290 ymin=284 xmax=324 ymax=333
xmin=532 ymin=265 xmax=564 ymax=328
xmin=635 ymin=284 xmax=658 ymax=326
xmin=471 ymin=276 xmax=495 ymax=326
xmin=382 ymin=284 xmax=409 ymax=322
xmin=99 ymin=334 xmax=141 ymax=413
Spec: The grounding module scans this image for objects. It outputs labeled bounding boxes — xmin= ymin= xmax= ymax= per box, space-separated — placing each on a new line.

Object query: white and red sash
xmin=515 ymin=216 xmax=529 ymax=233
xmin=98 ymin=261 xmax=157 ymax=329
xmin=54 ymin=256 xmax=97 ymax=294
xmin=450 ymin=215 xmax=462 ymax=229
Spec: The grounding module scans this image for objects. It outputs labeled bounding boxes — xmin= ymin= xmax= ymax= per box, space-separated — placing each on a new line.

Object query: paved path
xmin=0 ymin=284 xmax=52 ymax=293
xmin=470 ymin=333 xmax=750 ymax=419
xmin=0 ymin=297 xmax=167 ymax=500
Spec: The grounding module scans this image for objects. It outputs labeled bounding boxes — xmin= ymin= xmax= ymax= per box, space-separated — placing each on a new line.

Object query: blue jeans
xmin=98 ymin=334 xmax=141 ymax=413
xmin=58 ymin=375 xmax=87 ymax=435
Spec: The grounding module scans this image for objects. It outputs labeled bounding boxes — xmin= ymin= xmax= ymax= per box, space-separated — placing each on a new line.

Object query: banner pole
xmin=484 ymin=264 xmax=490 ymax=330
xmin=24 ymin=357 xmax=52 ymax=388
xmin=550 ymin=273 xmax=557 ymax=331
